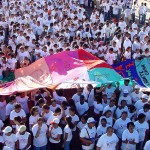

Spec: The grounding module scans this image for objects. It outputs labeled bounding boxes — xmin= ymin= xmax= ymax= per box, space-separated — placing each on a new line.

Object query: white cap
xmin=135 ymin=85 xmax=140 ymax=89
xmin=142 ymin=94 xmax=149 ymax=100
xmin=3 ymin=126 xmax=12 ymax=134
xmin=18 ymin=125 xmax=26 ymax=133
xmin=87 ymin=117 xmax=96 ymax=124
xmin=123 ymin=89 xmax=129 ymax=94
xmin=51 ymin=118 xmax=60 ymax=124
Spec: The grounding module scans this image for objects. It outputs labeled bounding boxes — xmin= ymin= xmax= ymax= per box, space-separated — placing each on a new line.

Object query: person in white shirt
xmin=135 ymin=94 xmax=148 ymax=112
xmin=131 ymin=85 xmax=143 ymax=104
xmin=16 ymin=125 xmax=31 ymax=150
xmin=50 ymin=99 xmax=61 ymax=113
xmin=9 ymin=103 xmax=27 ymax=128
xmin=41 ymin=104 xmax=52 ymax=122
xmin=72 ymin=88 xmax=84 ymax=103
xmin=113 ymin=111 xmax=131 ymax=148
xmin=96 ymin=126 xmax=119 ymax=150
xmin=138 ymin=3 xmax=144 ymax=24
xmin=3 ymin=126 xmax=18 ymax=150
xmin=32 ymin=117 xmax=48 ymax=150
xmin=144 ymin=140 xmax=150 ymax=150
xmin=93 ymin=95 xmax=103 ymax=121
xmin=134 ymin=113 xmax=149 ymax=150
xmin=105 ymin=48 xmax=116 ymax=65
xmin=6 ymin=95 xmax=16 ymax=119
xmin=63 ymin=116 xmax=74 ymax=150
xmin=48 ymin=118 xmax=62 ymax=150
xmin=121 ymin=122 xmax=139 ymax=150
xmin=29 ymin=106 xmax=39 ymax=131
xmin=96 ymin=118 xmax=109 ymax=138
xmin=76 ymin=95 xmax=89 ymax=117
xmin=80 ymin=117 xmax=97 ymax=150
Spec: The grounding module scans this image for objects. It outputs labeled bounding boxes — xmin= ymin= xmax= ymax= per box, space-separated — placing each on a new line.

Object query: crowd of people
xmin=0 ymin=0 xmax=150 ymax=149
xmin=0 ymin=80 xmax=150 ymax=150
xmin=0 ymin=0 xmax=149 ymax=81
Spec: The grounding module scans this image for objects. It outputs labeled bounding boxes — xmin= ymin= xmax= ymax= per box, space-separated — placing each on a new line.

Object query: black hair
xmin=127 ymin=122 xmax=135 ymax=128
xmin=137 ymin=113 xmax=146 ymax=120
xmin=66 ymin=116 xmax=74 ymax=129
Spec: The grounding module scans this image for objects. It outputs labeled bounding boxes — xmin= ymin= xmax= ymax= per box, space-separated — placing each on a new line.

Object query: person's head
xmin=18 ymin=125 xmax=26 ymax=135
xmin=51 ymin=118 xmax=60 ymax=128
xmin=109 ymin=100 xmax=115 ymax=107
xmin=69 ymin=107 xmax=76 ymax=116
xmin=86 ymin=84 xmax=93 ymax=91
xmin=51 ymin=99 xmax=57 ymax=107
xmin=81 ymin=115 xmax=88 ymax=124
xmin=127 ymin=122 xmax=135 ymax=133
xmin=95 ymin=95 xmax=101 ymax=103
xmin=3 ymin=126 xmax=12 ymax=136
xmin=80 ymin=95 xmax=85 ymax=104
xmin=129 ymin=105 xmax=136 ymax=113
xmin=61 ymin=101 xmax=68 ymax=110
xmin=37 ymin=98 xmax=44 ymax=107
xmin=42 ymin=104 xmax=50 ymax=113
xmin=106 ymin=126 xmax=114 ymax=136
xmin=87 ymin=117 xmax=96 ymax=128
xmin=102 ymin=94 xmax=107 ymax=101
xmin=121 ymin=111 xmax=128 ymax=120
xmin=143 ymin=104 xmax=150 ymax=112
xmin=137 ymin=113 xmax=146 ymax=123
xmin=141 ymin=94 xmax=149 ymax=102
xmin=14 ymin=103 xmax=22 ymax=113
xmin=54 ymin=107 xmax=61 ymax=116
xmin=37 ymin=117 xmax=43 ymax=126
xmin=124 ymin=79 xmax=130 ymax=86
xmin=104 ymin=110 xmax=112 ymax=118
xmin=77 ymin=88 xmax=83 ymax=95
xmin=65 ymin=116 xmax=74 ymax=129
xmin=9 ymin=95 xmax=16 ymax=104
xmin=30 ymin=106 xmax=39 ymax=116
xmin=120 ymin=100 xmax=127 ymax=107
xmin=134 ymin=85 xmax=140 ymax=93
xmin=101 ymin=118 xmax=107 ymax=127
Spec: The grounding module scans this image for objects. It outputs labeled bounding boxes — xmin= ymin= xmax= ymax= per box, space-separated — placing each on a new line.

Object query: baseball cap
xmin=18 ymin=125 xmax=26 ymax=133
xmin=123 ymin=89 xmax=129 ymax=94
xmin=142 ymin=94 xmax=149 ymax=100
xmin=3 ymin=126 xmax=12 ymax=134
xmin=87 ymin=117 xmax=96 ymax=124
xmin=135 ymin=85 xmax=140 ymax=89
xmin=51 ymin=118 xmax=60 ymax=124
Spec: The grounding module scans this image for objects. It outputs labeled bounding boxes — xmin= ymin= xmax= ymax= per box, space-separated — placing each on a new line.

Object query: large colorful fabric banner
xmin=113 ymin=58 xmax=150 ymax=87
xmin=0 ymin=50 xmax=117 ymax=95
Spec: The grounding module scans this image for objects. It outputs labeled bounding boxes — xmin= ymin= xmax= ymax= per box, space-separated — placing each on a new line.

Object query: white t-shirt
xmin=32 ymin=123 xmax=48 ymax=147
xmin=93 ymin=101 xmax=103 ymax=114
xmin=137 ymin=109 xmax=150 ymax=121
xmin=105 ymin=53 xmax=116 ymax=65
xmin=134 ymin=100 xmax=147 ymax=112
xmin=113 ymin=118 xmax=131 ymax=138
xmin=16 ymin=131 xmax=31 ymax=149
xmin=134 ymin=121 xmax=149 ymax=142
xmin=10 ymin=109 xmax=26 ymax=121
xmin=50 ymin=104 xmax=61 ymax=112
xmin=97 ymin=133 xmax=119 ymax=150
xmin=121 ymin=129 xmax=139 ymax=150
xmin=72 ymin=93 xmax=83 ymax=103
xmin=83 ymin=89 xmax=94 ymax=107
xmin=115 ymin=106 xmax=129 ymax=119
xmin=6 ymin=103 xmax=15 ymax=116
xmin=16 ymin=96 xmax=29 ymax=114
xmin=99 ymin=116 xmax=113 ymax=127
xmin=144 ymin=140 xmax=150 ymax=150
xmin=29 ymin=114 xmax=39 ymax=131
xmin=118 ymin=95 xmax=132 ymax=106
xmin=103 ymin=105 xmax=116 ymax=116
xmin=41 ymin=110 xmax=52 ymax=122
xmin=131 ymin=91 xmax=143 ymax=103
xmin=49 ymin=125 xmax=62 ymax=143
xmin=96 ymin=125 xmax=108 ymax=137
xmin=53 ymin=91 xmax=67 ymax=105
xmin=80 ymin=125 xmax=96 ymax=150
xmin=76 ymin=102 xmax=89 ymax=116
xmin=69 ymin=114 xmax=79 ymax=131
xmin=3 ymin=134 xmax=17 ymax=149
xmin=77 ymin=121 xmax=86 ymax=131
xmin=64 ymin=125 xmax=72 ymax=141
